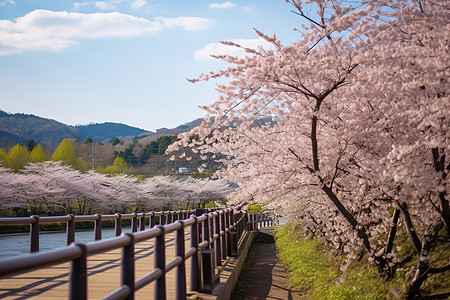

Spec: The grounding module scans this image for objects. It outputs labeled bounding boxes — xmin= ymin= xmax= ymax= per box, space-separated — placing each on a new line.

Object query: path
xmin=231 ymin=228 xmax=300 ymax=300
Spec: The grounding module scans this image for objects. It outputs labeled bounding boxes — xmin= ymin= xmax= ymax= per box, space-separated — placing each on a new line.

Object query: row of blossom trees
xmin=0 ymin=161 xmax=234 ymax=216
xmin=169 ymin=0 xmax=449 ymax=297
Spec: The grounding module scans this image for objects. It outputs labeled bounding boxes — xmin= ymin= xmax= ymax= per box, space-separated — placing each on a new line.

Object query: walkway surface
xmin=231 ymin=228 xmax=300 ymax=300
xmin=0 ymin=231 xmax=190 ymax=300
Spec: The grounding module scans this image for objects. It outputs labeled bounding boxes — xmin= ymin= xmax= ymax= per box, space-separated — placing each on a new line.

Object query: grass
xmin=275 ymin=224 xmax=399 ymax=299
xmin=276 ymin=224 xmax=450 ymax=299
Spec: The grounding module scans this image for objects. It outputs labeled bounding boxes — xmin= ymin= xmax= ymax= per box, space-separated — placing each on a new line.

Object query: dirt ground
xmin=231 ymin=228 xmax=301 ymax=300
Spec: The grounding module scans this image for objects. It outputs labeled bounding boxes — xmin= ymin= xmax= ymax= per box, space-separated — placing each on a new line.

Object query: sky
xmin=0 ymin=0 xmax=302 ymax=132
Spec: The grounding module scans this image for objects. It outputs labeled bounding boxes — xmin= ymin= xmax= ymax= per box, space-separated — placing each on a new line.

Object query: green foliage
xmin=275 ymin=224 xmax=392 ymax=299
xmin=204 ymin=200 xmax=217 ymax=208
xmin=101 ymin=156 xmax=128 ymax=174
xmin=123 ymin=146 xmax=137 ymax=165
xmin=52 ymin=139 xmax=86 ymax=169
xmin=25 ymin=139 xmax=37 ymax=152
xmin=139 ymin=144 xmax=153 ymax=165
xmin=149 ymin=141 xmax=159 ymax=154
xmin=111 ymin=137 xmax=121 ymax=146
xmin=192 ymin=171 xmax=213 ymax=178
xmin=247 ymin=202 xmax=263 ymax=214
xmin=52 ymin=139 xmax=77 ymax=165
xmin=29 ymin=144 xmax=47 ymax=163
xmin=5 ymin=143 xmax=29 ymax=170
xmin=0 ymin=148 xmax=7 ymax=162
xmin=85 ymin=137 xmax=93 ymax=144
xmin=114 ymin=156 xmax=127 ymax=171
xmin=155 ymin=135 xmax=177 ymax=155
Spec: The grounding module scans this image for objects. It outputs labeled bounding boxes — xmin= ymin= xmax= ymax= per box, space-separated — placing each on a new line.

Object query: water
xmin=0 ymin=227 xmax=132 ymax=258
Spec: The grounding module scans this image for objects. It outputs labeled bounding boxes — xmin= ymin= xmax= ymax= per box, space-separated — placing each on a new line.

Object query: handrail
xmin=0 ymin=210 xmax=196 ymax=253
xmin=0 ymin=206 xmax=250 ymax=299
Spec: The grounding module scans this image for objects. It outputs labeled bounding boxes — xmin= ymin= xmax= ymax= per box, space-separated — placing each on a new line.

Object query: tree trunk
xmin=431 ymin=148 xmax=450 ymax=233
xmin=399 ymin=201 xmax=422 ymax=253
xmin=321 ymin=183 xmax=372 ymax=252
xmin=407 ymin=235 xmax=431 ymax=299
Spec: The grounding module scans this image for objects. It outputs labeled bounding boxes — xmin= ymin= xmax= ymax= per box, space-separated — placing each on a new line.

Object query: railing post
xmin=70 ymin=243 xmax=87 ymax=300
xmin=131 ymin=212 xmax=138 ymax=233
xmin=122 ymin=233 xmax=135 ymax=300
xmin=214 ymin=213 xmax=221 ymax=266
xmin=160 ymin=212 xmax=165 ymax=225
xmin=230 ymin=209 xmax=235 ymax=228
xmin=30 ymin=215 xmax=39 ymax=253
xmin=203 ymin=214 xmax=210 ymax=249
xmin=150 ymin=212 xmax=155 ymax=228
xmin=190 ymin=216 xmax=199 ymax=292
xmin=199 ymin=249 xmax=218 ymax=293
xmin=67 ymin=214 xmax=75 ymax=246
xmin=139 ymin=212 xmax=146 ymax=231
xmin=155 ymin=225 xmax=166 ymax=300
xmin=176 ymin=220 xmax=186 ymax=300
xmin=115 ymin=213 xmax=122 ymax=236
xmin=220 ymin=212 xmax=227 ymax=260
xmin=225 ymin=209 xmax=230 ymax=232
xmin=195 ymin=208 xmax=206 ymax=244
xmin=95 ymin=213 xmax=102 ymax=241
xmin=227 ymin=230 xmax=237 ymax=257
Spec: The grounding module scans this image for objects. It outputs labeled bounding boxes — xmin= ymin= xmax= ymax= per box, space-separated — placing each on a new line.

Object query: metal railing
xmin=247 ymin=212 xmax=275 ymax=231
xmin=0 ymin=207 xmax=249 ymax=300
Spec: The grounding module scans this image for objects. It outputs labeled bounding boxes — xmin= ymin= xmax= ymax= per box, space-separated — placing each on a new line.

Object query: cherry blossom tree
xmin=169 ymin=0 xmax=449 ymax=296
xmin=0 ymin=162 xmax=234 ymax=217
xmin=139 ymin=176 xmax=234 ymax=210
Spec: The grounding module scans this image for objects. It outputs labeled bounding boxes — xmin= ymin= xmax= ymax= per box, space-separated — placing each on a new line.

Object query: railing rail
xmin=0 ymin=207 xmax=249 ymax=300
xmin=0 ymin=210 xmax=195 ymax=253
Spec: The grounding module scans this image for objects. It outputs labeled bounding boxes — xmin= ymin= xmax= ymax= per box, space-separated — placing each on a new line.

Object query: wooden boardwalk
xmin=0 ymin=230 xmax=192 ymax=299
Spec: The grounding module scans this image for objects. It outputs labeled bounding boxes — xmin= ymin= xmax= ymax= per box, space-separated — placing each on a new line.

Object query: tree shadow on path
xmin=231 ymin=229 xmax=300 ymax=300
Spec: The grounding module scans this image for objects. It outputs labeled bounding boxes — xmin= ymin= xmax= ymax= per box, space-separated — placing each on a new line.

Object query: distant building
xmin=178 ymin=167 xmax=189 ymax=173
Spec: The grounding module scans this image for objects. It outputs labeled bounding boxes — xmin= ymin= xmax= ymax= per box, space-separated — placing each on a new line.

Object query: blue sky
xmin=0 ymin=0 xmax=301 ymax=131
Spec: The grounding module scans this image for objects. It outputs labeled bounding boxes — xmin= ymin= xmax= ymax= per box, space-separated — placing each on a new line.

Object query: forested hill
xmin=0 ymin=110 xmax=203 ymax=150
xmin=0 ymin=110 xmax=78 ymax=150
xmin=75 ymin=123 xmax=147 ymax=142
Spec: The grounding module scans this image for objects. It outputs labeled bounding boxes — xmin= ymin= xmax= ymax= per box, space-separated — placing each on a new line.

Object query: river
xmin=0 ymin=227 xmax=132 ymax=258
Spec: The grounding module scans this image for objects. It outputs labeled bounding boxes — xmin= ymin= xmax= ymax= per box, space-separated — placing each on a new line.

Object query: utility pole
xmin=92 ymin=142 xmax=95 ymax=169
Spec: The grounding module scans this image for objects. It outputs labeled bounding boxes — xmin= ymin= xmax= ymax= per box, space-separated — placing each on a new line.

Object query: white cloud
xmin=131 ymin=0 xmax=148 ymax=10
xmin=73 ymin=2 xmax=90 ymax=10
xmin=209 ymin=2 xmax=236 ymax=9
xmin=242 ymin=4 xmax=256 ymax=12
xmin=95 ymin=1 xmax=115 ymax=10
xmin=156 ymin=16 xmax=215 ymax=31
xmin=0 ymin=0 xmax=15 ymax=6
xmin=0 ymin=10 xmax=214 ymax=55
xmin=194 ymin=38 xmax=274 ymax=60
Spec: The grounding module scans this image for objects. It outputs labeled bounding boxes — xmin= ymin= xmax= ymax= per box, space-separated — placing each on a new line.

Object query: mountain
xmin=0 ymin=110 xmax=204 ymax=150
xmin=75 ymin=122 xmax=147 ymax=143
xmin=0 ymin=110 xmax=78 ymax=150
xmin=137 ymin=118 xmax=204 ymax=144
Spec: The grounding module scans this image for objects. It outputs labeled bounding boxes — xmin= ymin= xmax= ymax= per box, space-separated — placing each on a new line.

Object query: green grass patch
xmin=247 ymin=202 xmax=263 ymax=214
xmin=275 ymin=224 xmax=394 ymax=299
